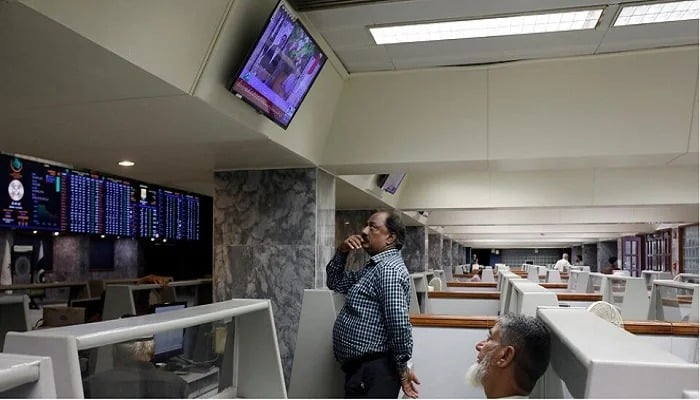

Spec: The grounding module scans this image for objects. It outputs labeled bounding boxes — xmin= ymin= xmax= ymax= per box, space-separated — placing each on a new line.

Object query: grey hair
xmin=377 ymin=210 xmax=406 ymax=250
xmin=498 ymin=314 xmax=551 ymax=393
xmin=113 ymin=339 xmax=155 ymax=365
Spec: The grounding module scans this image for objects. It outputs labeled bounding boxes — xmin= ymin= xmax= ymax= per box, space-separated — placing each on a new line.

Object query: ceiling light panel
xmin=614 ymin=1 xmax=699 ymax=26
xmin=369 ymin=9 xmax=604 ymax=45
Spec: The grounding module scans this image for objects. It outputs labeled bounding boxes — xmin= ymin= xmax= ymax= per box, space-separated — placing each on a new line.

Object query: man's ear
xmin=495 ymin=345 xmax=516 ymax=369
xmin=386 ymin=232 xmax=396 ymax=246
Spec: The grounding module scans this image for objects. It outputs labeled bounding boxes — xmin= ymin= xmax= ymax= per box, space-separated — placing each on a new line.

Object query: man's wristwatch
xmin=398 ymin=366 xmax=410 ymax=383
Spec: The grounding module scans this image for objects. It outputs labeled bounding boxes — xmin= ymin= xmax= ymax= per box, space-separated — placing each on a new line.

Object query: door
xmin=622 ymin=236 xmax=642 ymax=277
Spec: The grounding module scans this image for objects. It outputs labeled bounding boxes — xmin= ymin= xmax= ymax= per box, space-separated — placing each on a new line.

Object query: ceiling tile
xmin=597 ymin=20 xmax=699 ymax=53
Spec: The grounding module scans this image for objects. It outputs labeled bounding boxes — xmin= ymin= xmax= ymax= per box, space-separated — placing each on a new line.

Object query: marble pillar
xmin=90 ymin=238 xmax=142 ymax=280
xmin=428 ymin=233 xmax=443 ymax=269
xmin=583 ymin=244 xmax=598 ymax=271
xmin=451 ymin=242 xmax=460 ymax=267
xmin=52 ymin=236 xmax=89 ymax=282
xmin=442 ymin=238 xmax=452 ymax=267
xmin=213 ymin=168 xmax=334 ymax=385
xmin=403 ymin=226 xmax=427 ymax=273
xmin=597 ymin=241 xmax=617 ymax=272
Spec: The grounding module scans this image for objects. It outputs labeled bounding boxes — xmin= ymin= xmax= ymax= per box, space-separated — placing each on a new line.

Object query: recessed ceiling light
xmin=118 ymin=160 xmax=135 ymax=167
xmin=614 ymin=1 xmax=698 ymax=26
xmin=369 ymin=9 xmax=604 ymax=45
xmin=53 ymin=232 xmax=59 ymax=237
xmin=32 ymin=230 xmax=37 ymax=234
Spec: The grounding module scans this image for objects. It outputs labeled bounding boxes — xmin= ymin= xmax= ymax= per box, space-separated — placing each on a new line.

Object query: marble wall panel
xmin=597 ymin=241 xmax=618 ymax=272
xmin=428 ymin=233 xmax=442 ymax=269
xmin=442 ymin=238 xmax=452 ymax=267
xmin=403 ymin=226 xmax=427 ymax=273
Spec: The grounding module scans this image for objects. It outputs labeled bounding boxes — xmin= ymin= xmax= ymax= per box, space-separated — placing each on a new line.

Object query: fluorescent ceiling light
xmin=614 ymin=1 xmax=698 ymax=26
xmin=118 ymin=160 xmax=135 ymax=167
xmin=369 ymin=9 xmax=603 ymax=45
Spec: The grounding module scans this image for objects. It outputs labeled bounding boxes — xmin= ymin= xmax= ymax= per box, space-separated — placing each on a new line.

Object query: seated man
xmin=600 ymin=256 xmax=620 ymax=275
xmin=466 ymin=314 xmax=551 ymax=399
xmin=84 ymin=338 xmax=186 ymax=398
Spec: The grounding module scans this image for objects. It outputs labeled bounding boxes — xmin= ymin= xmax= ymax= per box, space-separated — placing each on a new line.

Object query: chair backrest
xmin=428 ymin=277 xmax=443 ymax=291
xmin=481 ymin=268 xmax=495 ymax=283
xmin=546 ymin=269 xmax=562 ymax=283
xmin=527 ymin=269 xmax=539 ymax=282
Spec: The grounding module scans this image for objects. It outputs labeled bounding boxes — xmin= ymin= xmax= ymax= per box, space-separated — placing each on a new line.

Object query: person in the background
xmin=84 ymin=338 xmax=186 ymax=398
xmin=468 ymin=269 xmax=484 ymax=282
xmin=466 ymin=314 xmax=551 ymax=399
xmin=471 ymin=254 xmax=481 ymax=273
xmin=554 ymin=253 xmax=571 ymax=272
xmin=601 ymin=256 xmax=620 ymax=275
xmin=574 ymin=254 xmax=583 ymax=266
xmin=326 ymin=210 xmax=420 ymax=398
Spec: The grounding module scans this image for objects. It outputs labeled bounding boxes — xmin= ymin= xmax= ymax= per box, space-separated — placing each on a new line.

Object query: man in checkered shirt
xmin=326 ymin=210 xmax=420 ymax=398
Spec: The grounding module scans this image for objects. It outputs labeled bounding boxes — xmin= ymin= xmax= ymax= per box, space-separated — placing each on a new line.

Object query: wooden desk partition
xmin=410 ymin=315 xmax=497 ymax=328
xmin=428 ymin=291 xmax=501 ymax=300
xmin=411 ymin=315 xmax=699 ymax=336
xmin=556 ymin=293 xmax=602 ymax=301
xmin=446 ymin=282 xmax=496 ymax=288
xmin=540 ymin=283 xmax=569 ymax=289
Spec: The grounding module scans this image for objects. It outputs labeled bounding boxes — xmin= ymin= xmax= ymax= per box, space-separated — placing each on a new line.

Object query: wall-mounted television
xmin=229 ymin=1 xmax=326 ymax=129
xmin=376 ymin=173 xmax=406 ymax=195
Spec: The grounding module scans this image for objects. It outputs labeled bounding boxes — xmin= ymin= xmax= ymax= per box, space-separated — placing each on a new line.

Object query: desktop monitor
xmin=151 ymin=302 xmax=187 ymax=362
xmin=229 ymin=1 xmax=327 ymax=129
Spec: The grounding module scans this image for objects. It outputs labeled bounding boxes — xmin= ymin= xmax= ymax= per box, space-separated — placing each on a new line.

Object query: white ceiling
xmin=300 ymin=0 xmax=699 ymax=72
xmin=1 ymin=0 xmax=697 ymax=251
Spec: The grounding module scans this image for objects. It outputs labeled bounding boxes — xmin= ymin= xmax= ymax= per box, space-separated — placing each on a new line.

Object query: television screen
xmin=0 ymin=154 xmax=66 ymax=231
xmin=229 ymin=1 xmax=327 ymax=129
xmin=0 ymin=153 xmax=202 ymax=240
xmin=381 ymin=172 xmax=406 ymax=195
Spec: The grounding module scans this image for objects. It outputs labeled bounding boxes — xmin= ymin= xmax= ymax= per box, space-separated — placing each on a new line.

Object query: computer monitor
xmin=151 ymin=302 xmax=187 ymax=362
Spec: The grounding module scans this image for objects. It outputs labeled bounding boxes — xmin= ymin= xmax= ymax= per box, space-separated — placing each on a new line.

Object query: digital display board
xmin=0 ymin=153 xmax=201 ymax=240
xmin=0 ymin=155 xmax=66 ymax=231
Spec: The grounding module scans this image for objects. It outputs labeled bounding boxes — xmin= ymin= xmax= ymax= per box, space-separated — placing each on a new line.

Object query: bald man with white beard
xmin=466 ymin=314 xmax=551 ymax=399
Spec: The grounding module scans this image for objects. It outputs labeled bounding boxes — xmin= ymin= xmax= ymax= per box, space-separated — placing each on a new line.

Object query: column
xmin=403 ymin=226 xmax=428 ymax=273
xmin=583 ymin=243 xmax=598 ymax=271
xmin=442 ymin=238 xmax=452 ymax=268
xmin=213 ymin=168 xmax=335 ymax=385
xmin=597 ymin=240 xmax=618 ymax=273
xmin=428 ymin=231 xmax=443 ymax=270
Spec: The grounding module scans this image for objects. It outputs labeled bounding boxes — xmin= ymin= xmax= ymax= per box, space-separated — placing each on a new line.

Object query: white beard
xmin=465 ymin=362 xmax=483 ymax=388
xmin=465 ymin=354 xmax=490 ymax=389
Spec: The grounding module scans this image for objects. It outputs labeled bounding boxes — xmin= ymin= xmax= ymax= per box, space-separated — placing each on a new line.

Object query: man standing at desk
xmin=326 ymin=210 xmax=420 ymax=398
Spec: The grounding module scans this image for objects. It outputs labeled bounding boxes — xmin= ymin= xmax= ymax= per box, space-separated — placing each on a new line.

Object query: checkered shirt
xmin=326 ymin=248 xmax=413 ymax=370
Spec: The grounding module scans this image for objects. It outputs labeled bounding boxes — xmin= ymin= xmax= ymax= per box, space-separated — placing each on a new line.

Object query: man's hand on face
xmin=338 ymin=234 xmax=364 ymax=253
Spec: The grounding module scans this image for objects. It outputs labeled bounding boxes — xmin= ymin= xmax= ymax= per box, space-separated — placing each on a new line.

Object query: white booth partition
xmin=446 ymin=281 xmax=497 ymax=292
xmin=0 ymin=353 xmax=56 ymax=398
xmin=586 ymin=273 xmax=605 ymax=293
xmin=289 ymin=289 xmax=345 ymax=398
xmin=675 ymin=274 xmax=700 ymax=284
xmin=567 ymin=270 xmax=590 ymax=293
xmin=4 ymin=299 xmax=286 ymax=399
xmin=0 ymin=295 xmax=30 ymax=351
xmin=537 ymin=308 xmax=699 ymax=398
xmin=648 ymin=280 xmax=699 ymax=322
xmin=600 ymin=275 xmax=649 ymax=320
xmin=502 ymin=280 xmax=558 ymax=317
xmin=427 ymin=291 xmax=500 ymax=316
xmin=410 ymin=273 xmax=429 ymax=314
xmin=102 ymin=279 xmax=213 ymax=320
xmin=642 ymin=270 xmax=673 ymax=289
xmin=410 ymin=315 xmax=495 ymax=398
xmin=624 ymin=321 xmax=699 ymax=364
